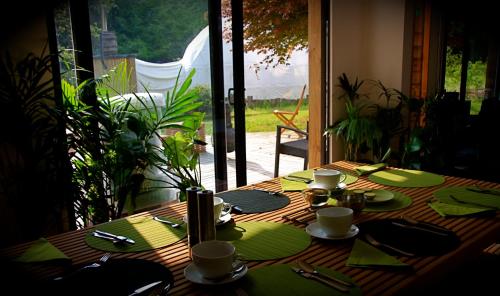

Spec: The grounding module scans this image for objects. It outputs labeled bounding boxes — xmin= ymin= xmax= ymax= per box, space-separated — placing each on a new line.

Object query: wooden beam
xmin=308 ymin=0 xmax=327 ymax=167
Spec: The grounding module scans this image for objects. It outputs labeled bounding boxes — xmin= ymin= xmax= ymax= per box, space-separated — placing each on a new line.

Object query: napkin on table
xmin=427 ymin=201 xmax=496 ymax=218
xmin=354 ymin=163 xmax=386 ymax=176
xmin=346 ymin=239 xmax=409 ymax=268
xmin=14 ymin=238 xmax=70 ymax=263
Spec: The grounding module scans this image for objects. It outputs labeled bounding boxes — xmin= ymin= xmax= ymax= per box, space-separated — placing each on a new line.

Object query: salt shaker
xmin=197 ymin=190 xmax=216 ymax=242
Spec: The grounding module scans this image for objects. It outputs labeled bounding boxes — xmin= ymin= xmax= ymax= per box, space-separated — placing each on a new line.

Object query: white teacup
xmin=316 ymin=207 xmax=353 ymax=237
xmin=191 ymin=240 xmax=235 ymax=279
xmin=213 ymin=197 xmax=231 ymax=223
xmin=313 ymin=169 xmax=346 ymax=189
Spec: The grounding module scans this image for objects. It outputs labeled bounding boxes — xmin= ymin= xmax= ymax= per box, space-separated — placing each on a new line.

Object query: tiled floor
xmin=200 ymin=132 xmax=306 ymax=192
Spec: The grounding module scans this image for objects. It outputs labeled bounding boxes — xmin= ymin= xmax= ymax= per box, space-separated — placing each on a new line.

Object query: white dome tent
xmin=135 ymin=24 xmax=308 ymax=100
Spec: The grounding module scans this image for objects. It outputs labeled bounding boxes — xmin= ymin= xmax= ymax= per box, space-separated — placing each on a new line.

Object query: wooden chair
xmin=274 ymin=124 xmax=308 ymax=177
xmin=273 ymin=85 xmax=307 ymax=137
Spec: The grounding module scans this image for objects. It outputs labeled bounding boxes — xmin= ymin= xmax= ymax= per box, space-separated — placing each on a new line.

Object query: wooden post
xmin=308 ymin=0 xmax=327 ymax=167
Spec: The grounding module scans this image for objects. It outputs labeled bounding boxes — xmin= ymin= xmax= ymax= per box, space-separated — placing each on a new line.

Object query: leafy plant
xmin=0 ymin=50 xmax=73 ymax=241
xmin=62 ymin=64 xmax=204 ymax=225
xmin=370 ymin=80 xmax=406 ymax=162
xmin=325 ymin=74 xmax=381 ymax=161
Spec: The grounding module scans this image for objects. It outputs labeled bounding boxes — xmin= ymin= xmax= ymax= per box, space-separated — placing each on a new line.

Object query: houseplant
xmin=0 ymin=50 xmax=73 ymax=242
xmin=325 ymin=73 xmax=381 ymax=161
xmin=62 ymin=65 xmax=205 ymax=225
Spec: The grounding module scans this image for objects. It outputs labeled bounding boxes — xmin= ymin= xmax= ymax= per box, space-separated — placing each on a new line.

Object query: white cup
xmin=316 ymin=207 xmax=353 ymax=237
xmin=191 ymin=240 xmax=235 ymax=279
xmin=313 ymin=169 xmax=346 ymax=189
xmin=213 ymin=197 xmax=231 ymax=223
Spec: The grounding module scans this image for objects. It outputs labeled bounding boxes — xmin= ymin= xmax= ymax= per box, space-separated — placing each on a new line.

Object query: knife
xmin=284 ymin=176 xmax=313 ymax=183
xmin=466 ymin=187 xmax=500 ymax=197
xmin=128 ymin=280 xmax=163 ymax=296
xmin=391 ymin=222 xmax=449 ymax=236
xmin=291 ymin=267 xmax=350 ymax=292
xmin=94 ymin=230 xmax=135 ymax=244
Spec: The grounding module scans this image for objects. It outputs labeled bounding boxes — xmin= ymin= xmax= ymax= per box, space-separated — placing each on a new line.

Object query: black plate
xmin=358 ymin=219 xmax=461 ymax=256
xmin=48 ymin=258 xmax=173 ymax=295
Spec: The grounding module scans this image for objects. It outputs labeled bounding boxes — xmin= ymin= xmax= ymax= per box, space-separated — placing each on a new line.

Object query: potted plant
xmin=0 ymin=50 xmax=74 ymax=242
xmin=325 ymin=73 xmax=381 ymax=161
xmin=62 ymin=64 xmax=205 ymax=224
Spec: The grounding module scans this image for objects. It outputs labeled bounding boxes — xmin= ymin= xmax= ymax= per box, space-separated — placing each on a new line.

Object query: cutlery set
xmin=91 ymin=230 xmax=135 ymax=245
xmin=291 ymin=260 xmax=353 ymax=293
xmin=91 ymin=217 xmax=184 ymax=244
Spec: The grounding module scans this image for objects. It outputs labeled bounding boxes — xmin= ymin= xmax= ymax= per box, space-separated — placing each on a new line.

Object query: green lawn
xmin=203 ymin=101 xmax=309 ymax=135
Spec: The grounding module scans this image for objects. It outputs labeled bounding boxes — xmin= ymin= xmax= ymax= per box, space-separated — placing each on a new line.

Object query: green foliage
xmin=222 ymin=0 xmax=308 ymax=68
xmin=0 ymin=50 xmax=70 ymax=239
xmin=106 ymin=0 xmax=208 ymax=62
xmin=325 ymin=74 xmax=381 ymax=161
xmin=62 ymin=63 xmax=205 ymax=224
xmin=444 ymin=46 xmax=486 ymax=97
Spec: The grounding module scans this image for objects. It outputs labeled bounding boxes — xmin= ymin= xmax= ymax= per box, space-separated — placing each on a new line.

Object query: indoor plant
xmin=62 ymin=65 xmax=205 ymax=224
xmin=325 ymin=73 xmax=381 ymax=161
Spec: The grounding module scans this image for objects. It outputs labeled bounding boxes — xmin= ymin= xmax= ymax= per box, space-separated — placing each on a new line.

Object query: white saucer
xmin=305 ymin=223 xmax=359 ymax=240
xmin=183 ymin=212 xmax=232 ymax=226
xmin=364 ymin=189 xmax=394 ymax=204
xmin=184 ymin=262 xmax=248 ymax=285
xmin=307 ymin=182 xmax=346 ymax=190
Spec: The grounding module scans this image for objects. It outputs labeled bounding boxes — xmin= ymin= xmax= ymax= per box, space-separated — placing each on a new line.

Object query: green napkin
xmin=429 ymin=186 xmax=500 ymax=217
xmin=14 ymin=238 xmax=70 ymax=263
xmin=355 ymin=163 xmax=386 ymax=176
xmin=428 ymin=201 xmax=495 ymax=217
xmin=433 ymin=187 xmax=500 ymax=209
xmin=346 ymin=239 xmax=408 ymax=268
xmin=237 ymin=264 xmax=361 ymax=296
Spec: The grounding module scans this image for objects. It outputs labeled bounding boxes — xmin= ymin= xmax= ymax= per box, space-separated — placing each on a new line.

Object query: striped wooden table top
xmin=2 ymin=161 xmax=499 ymax=295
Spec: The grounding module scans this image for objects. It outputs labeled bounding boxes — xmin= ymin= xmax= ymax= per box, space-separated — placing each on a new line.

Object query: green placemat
xmin=281 ymin=169 xmax=358 ymax=192
xmin=326 ymin=191 xmax=412 ymax=212
xmin=15 ymin=238 xmax=70 ymax=263
xmin=354 ymin=163 xmax=386 ymax=176
xmin=368 ymin=169 xmax=445 ymax=187
xmin=85 ymin=215 xmax=186 ymax=252
xmin=433 ymin=186 xmax=500 ymax=209
xmin=216 ymin=222 xmax=311 ymax=260
xmin=237 ymin=264 xmax=361 ymax=296
xmin=346 ymin=239 xmax=409 ymax=268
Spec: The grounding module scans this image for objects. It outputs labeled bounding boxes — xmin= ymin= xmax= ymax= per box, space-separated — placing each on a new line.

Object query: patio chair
xmin=274 ymin=124 xmax=308 ymax=177
xmin=273 ymin=85 xmax=307 ymax=137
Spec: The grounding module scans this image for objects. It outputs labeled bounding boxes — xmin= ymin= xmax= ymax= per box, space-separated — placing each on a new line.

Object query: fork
xmin=153 ymin=216 xmax=182 ymax=228
xmin=364 ymin=234 xmax=415 ymax=256
xmin=252 ymin=186 xmax=282 ymax=196
xmin=84 ymin=252 xmax=111 ymax=269
xmin=53 ymin=253 xmax=111 ymax=281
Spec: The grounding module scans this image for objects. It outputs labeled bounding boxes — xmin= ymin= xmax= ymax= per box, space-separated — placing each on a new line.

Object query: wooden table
xmin=2 ymin=161 xmax=499 ymax=295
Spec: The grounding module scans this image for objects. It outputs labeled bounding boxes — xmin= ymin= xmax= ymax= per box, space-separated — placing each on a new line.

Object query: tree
xmin=222 ymin=0 xmax=308 ymax=68
xmin=106 ymin=0 xmax=208 ymax=63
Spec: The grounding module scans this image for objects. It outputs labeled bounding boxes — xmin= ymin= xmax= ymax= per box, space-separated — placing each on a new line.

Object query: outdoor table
xmin=1 ymin=161 xmax=499 ymax=295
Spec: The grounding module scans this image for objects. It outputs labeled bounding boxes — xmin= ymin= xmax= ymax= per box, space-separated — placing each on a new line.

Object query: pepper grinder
xmin=197 ymin=190 xmax=216 ymax=242
xmin=186 ymin=186 xmax=202 ymax=257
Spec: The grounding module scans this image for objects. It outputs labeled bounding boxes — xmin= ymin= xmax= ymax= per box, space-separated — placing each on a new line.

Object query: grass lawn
xmin=203 ymin=101 xmax=309 ymax=135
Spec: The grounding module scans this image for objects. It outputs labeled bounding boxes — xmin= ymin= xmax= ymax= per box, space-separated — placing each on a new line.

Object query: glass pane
xmin=465 ymin=33 xmax=488 ymax=115
xmin=222 ymin=0 xmax=309 ymax=189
